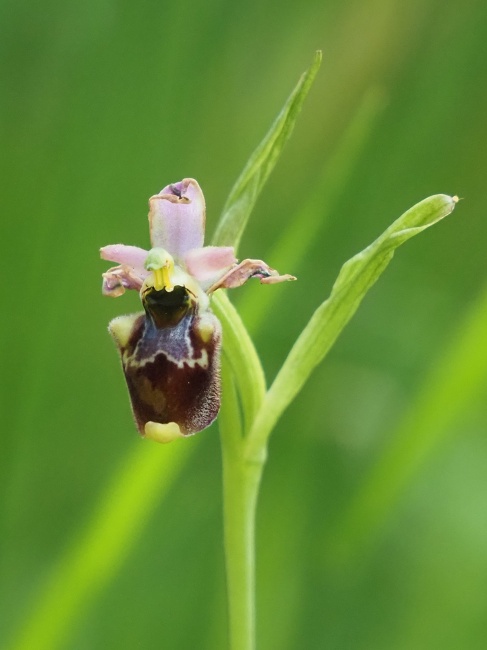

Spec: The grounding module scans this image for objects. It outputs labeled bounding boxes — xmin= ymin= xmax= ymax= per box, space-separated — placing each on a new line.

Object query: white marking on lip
xmin=125 ymin=347 xmax=209 ymax=370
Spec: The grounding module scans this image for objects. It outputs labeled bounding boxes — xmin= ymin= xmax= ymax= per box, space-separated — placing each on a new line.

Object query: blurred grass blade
xmin=212 ymin=51 xmax=322 ymax=251
xmin=237 ymin=87 xmax=387 ymax=333
xmin=8 ymin=441 xmax=194 ymax=650
xmin=329 ymin=282 xmax=487 ymax=564
xmin=245 ymin=194 xmax=458 ymax=460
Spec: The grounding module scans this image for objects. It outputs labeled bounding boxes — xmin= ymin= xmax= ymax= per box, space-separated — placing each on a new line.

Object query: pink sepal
xmin=148 ymin=178 xmax=205 ymax=260
xmin=100 ymin=244 xmax=149 ymax=270
xmin=184 ymin=246 xmax=237 ymax=289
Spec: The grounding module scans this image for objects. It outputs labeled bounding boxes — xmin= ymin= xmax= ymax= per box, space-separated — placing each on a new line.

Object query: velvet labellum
xmin=100 ymin=178 xmax=295 ymax=443
xmin=109 ymin=285 xmax=221 ymax=440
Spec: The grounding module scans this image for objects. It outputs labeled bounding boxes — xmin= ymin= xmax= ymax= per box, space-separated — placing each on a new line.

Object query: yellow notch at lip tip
xmin=153 ymin=264 xmax=174 ymax=292
xmin=144 ymin=421 xmax=183 ymax=443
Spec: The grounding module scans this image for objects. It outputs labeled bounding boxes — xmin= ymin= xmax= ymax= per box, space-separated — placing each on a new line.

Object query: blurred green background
xmin=2 ymin=0 xmax=487 ymax=648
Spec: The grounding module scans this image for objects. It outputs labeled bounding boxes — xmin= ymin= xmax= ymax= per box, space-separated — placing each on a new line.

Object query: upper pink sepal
xmin=148 ymin=178 xmax=205 ymax=260
xmin=100 ymin=244 xmax=149 ymax=270
xmin=184 ymin=246 xmax=237 ymax=289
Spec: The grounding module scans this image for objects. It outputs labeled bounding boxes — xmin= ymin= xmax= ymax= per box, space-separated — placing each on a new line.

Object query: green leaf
xmin=245 ymin=194 xmax=458 ymax=460
xmin=212 ymin=50 xmax=322 ymax=251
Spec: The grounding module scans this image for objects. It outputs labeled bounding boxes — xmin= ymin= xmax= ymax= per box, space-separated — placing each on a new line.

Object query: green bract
xmin=244 ymin=194 xmax=458 ymax=461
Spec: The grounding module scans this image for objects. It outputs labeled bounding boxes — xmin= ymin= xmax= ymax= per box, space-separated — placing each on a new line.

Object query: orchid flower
xmin=101 ymin=178 xmax=295 ymax=443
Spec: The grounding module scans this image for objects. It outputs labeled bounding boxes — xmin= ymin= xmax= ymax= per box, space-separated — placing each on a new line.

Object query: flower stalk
xmin=216 ymin=297 xmax=267 ymax=650
xmin=220 ymin=421 xmax=264 ymax=650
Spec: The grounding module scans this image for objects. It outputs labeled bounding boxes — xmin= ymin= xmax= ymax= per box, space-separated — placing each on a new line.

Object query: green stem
xmin=218 ymin=319 xmax=266 ymax=650
xmin=221 ymin=439 xmax=264 ymax=650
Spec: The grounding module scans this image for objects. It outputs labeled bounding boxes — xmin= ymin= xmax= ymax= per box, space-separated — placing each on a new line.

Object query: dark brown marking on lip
xmin=112 ymin=296 xmax=222 ymax=435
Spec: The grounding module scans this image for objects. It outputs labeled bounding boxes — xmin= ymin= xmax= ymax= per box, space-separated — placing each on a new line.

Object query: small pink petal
xmin=260 ymin=274 xmax=297 ymax=284
xmin=100 ymin=244 xmax=149 ymax=270
xmin=102 ymin=264 xmax=147 ymax=297
xmin=148 ymin=178 xmax=205 ymax=260
xmin=184 ymin=246 xmax=237 ymax=288
xmin=207 ymin=259 xmax=297 ymax=293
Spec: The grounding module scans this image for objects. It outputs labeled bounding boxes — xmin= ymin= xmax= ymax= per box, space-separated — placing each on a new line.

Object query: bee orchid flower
xmin=101 ymin=178 xmax=295 ymax=443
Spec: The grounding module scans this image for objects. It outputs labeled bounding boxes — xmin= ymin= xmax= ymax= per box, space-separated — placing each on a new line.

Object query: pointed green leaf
xmin=245 ymin=194 xmax=458 ymax=459
xmin=212 ymin=51 xmax=322 ymax=251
